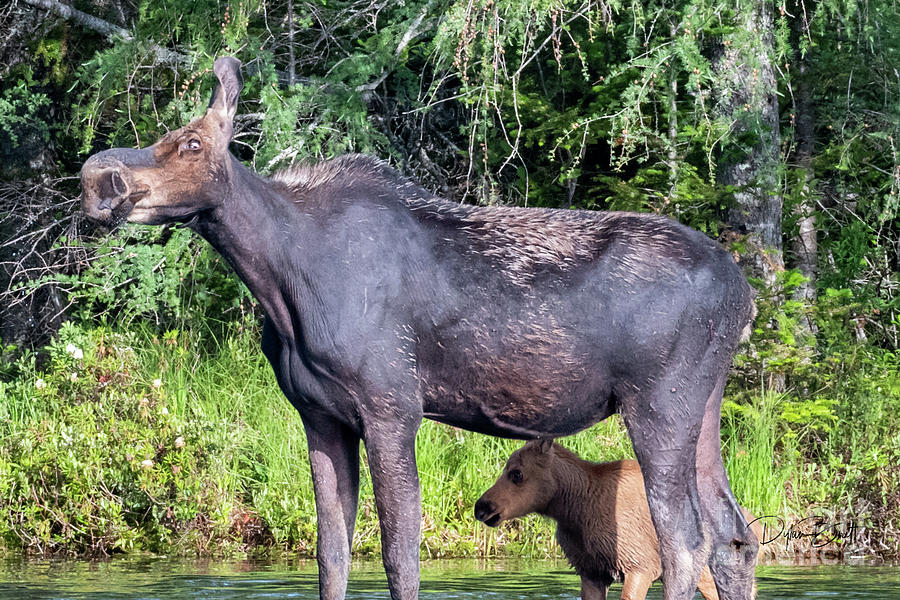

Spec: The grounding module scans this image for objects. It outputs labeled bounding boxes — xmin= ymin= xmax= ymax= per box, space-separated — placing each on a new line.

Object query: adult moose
xmin=80 ymin=57 xmax=758 ymax=600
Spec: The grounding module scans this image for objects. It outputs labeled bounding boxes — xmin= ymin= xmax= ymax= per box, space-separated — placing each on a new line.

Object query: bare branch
xmin=356 ymin=0 xmax=438 ymax=93
xmin=0 ymin=176 xmax=87 ymax=343
xmin=20 ymin=0 xmax=130 ymax=38
xmin=18 ymin=0 xmax=190 ymax=67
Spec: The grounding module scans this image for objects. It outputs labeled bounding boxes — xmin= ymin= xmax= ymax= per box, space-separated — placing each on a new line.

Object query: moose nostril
xmin=111 ymin=170 xmax=127 ymax=196
xmin=97 ymin=169 xmax=129 ymax=205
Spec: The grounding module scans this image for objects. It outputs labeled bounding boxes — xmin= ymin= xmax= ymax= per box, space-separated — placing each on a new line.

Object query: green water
xmin=0 ymin=559 xmax=896 ymax=599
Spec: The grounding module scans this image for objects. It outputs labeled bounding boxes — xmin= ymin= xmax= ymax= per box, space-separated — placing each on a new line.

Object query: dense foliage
xmin=0 ymin=0 xmax=898 ymax=558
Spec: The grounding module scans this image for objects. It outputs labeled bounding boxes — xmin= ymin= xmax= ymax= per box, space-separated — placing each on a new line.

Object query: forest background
xmin=0 ymin=0 xmax=898 ymax=560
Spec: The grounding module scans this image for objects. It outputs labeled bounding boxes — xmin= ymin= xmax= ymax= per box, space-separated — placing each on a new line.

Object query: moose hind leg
xmin=695 ymin=375 xmax=758 ymax=600
xmin=620 ymin=375 xmax=715 ymax=600
xmin=301 ymin=413 xmax=361 ymax=600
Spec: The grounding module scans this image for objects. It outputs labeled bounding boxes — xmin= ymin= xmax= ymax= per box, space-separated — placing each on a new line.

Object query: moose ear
xmin=537 ymin=438 xmax=554 ymax=454
xmin=207 ymin=57 xmax=243 ymax=123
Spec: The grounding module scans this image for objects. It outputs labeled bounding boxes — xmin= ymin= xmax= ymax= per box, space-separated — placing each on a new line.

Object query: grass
xmin=0 ymin=320 xmax=896 ymax=559
xmin=722 ymin=392 xmax=795 ymax=517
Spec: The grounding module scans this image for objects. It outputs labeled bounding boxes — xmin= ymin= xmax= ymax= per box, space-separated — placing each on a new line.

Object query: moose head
xmin=80 ymin=57 xmax=244 ymax=226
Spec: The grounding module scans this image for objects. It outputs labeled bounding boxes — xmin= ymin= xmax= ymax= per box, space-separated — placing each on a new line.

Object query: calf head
xmin=474 ymin=438 xmax=557 ymax=527
xmin=80 ymin=57 xmax=244 ymax=226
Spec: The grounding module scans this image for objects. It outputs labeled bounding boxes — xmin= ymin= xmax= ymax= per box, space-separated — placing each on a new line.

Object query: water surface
xmin=0 ymin=558 xmax=896 ymax=599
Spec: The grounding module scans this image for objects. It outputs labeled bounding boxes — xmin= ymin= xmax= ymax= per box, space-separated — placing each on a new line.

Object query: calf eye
xmin=509 ymin=469 xmax=524 ymax=485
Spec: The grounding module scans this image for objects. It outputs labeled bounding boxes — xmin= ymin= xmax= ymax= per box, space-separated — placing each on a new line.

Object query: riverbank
xmin=0 ymin=322 xmax=897 ymax=560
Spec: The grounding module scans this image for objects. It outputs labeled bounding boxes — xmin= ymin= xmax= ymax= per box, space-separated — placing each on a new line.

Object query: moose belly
xmin=419 ymin=340 xmax=613 ymax=438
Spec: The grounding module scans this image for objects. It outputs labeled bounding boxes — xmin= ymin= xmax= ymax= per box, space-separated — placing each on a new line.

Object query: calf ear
xmin=537 ymin=438 xmax=554 ymax=454
xmin=207 ymin=57 xmax=243 ymax=125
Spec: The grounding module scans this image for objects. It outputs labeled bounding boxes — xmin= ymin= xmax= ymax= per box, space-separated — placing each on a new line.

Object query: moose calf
xmin=475 ymin=440 xmax=762 ymax=600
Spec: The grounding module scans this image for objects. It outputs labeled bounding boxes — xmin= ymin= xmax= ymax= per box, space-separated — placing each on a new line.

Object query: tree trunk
xmin=287 ymin=0 xmax=296 ymax=86
xmin=667 ymin=21 xmax=679 ymax=200
xmin=712 ymin=0 xmax=784 ymax=286
xmin=788 ymin=0 xmax=818 ymax=333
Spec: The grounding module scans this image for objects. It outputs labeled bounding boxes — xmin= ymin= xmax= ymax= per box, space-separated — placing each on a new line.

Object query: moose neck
xmin=191 ymin=155 xmax=310 ymax=337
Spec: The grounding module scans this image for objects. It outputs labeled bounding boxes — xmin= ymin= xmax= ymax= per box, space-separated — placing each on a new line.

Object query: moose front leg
xmin=301 ymin=412 xmax=361 ymax=600
xmin=696 ymin=374 xmax=759 ymax=600
xmin=363 ymin=404 xmax=423 ymax=600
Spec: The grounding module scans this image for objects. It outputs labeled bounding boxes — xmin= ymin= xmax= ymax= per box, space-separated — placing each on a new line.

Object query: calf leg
xmin=301 ymin=413 xmax=361 ymax=600
xmin=697 ymin=566 xmax=720 ymax=600
xmin=695 ymin=376 xmax=758 ymax=600
xmin=364 ymin=413 xmax=422 ymax=600
xmin=580 ymin=577 xmax=608 ymax=600
xmin=620 ymin=571 xmax=654 ymax=600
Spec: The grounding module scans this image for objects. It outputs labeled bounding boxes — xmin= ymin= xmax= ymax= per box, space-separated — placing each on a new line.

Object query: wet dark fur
xmin=80 ymin=58 xmax=760 ymax=600
xmin=268 ymin=154 xmax=740 ymax=439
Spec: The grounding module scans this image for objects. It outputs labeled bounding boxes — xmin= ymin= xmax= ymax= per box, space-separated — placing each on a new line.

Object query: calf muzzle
xmin=474 ymin=497 xmax=501 ymax=527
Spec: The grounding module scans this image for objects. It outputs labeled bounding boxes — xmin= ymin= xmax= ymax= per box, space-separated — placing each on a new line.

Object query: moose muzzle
xmin=80 ymin=148 xmax=153 ymax=223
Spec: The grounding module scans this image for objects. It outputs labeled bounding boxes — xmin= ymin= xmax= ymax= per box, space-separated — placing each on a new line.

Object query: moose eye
xmin=180 ymin=138 xmax=202 ymax=153
xmin=509 ymin=469 xmax=524 ymax=485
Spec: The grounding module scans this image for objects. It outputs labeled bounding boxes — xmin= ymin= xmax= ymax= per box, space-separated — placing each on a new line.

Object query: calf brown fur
xmin=475 ymin=440 xmax=762 ymax=600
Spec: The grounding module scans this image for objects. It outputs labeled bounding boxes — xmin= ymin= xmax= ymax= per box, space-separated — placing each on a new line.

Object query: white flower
xmin=141 ymin=459 xmax=154 ymax=469
xmin=65 ymin=343 xmax=84 ymax=360
xmin=35 ymin=378 xmax=46 ymax=389
xmin=159 ymin=406 xmax=169 ymax=416
xmin=152 ymin=378 xmax=162 ymax=389
xmin=69 ymin=372 xmax=78 ymax=382
xmin=174 ymin=436 xmax=185 ymax=449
